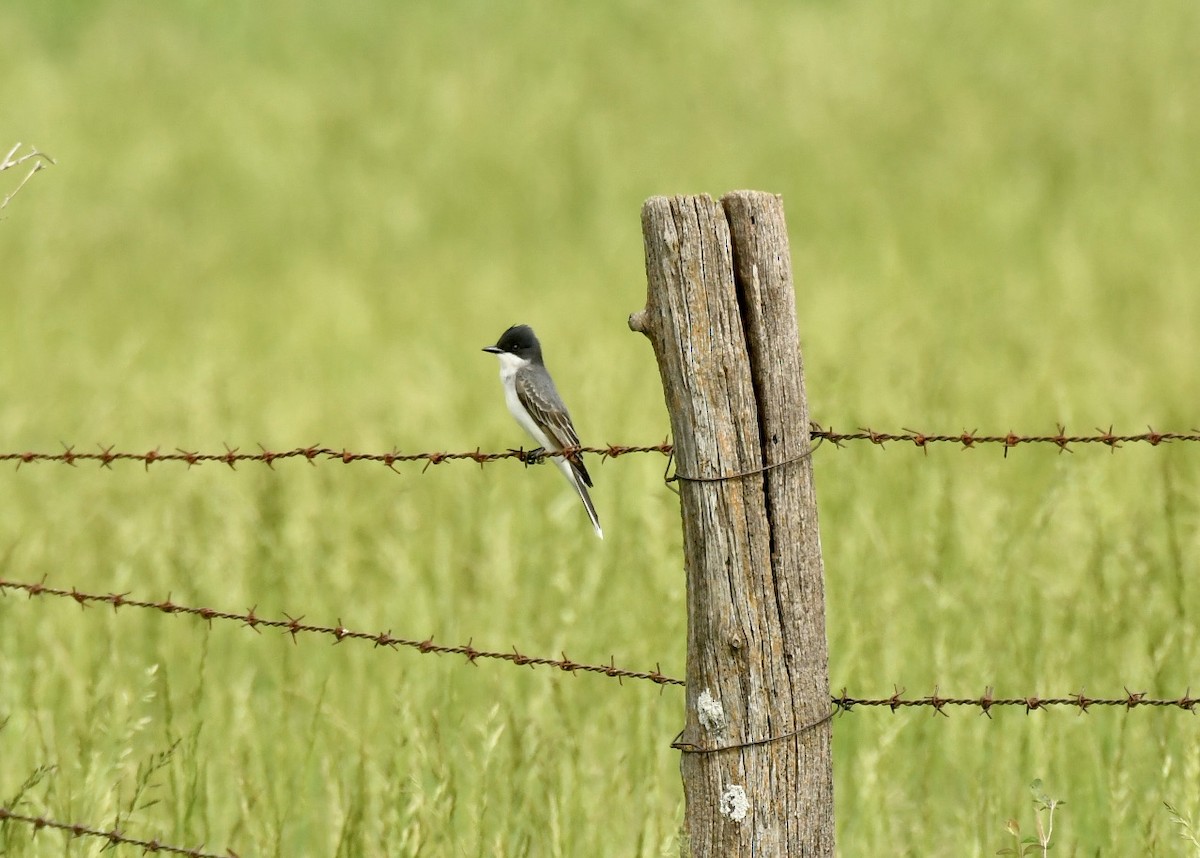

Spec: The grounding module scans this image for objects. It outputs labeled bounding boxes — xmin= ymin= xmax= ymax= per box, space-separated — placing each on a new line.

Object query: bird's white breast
xmin=496 ymin=354 xmax=554 ymax=449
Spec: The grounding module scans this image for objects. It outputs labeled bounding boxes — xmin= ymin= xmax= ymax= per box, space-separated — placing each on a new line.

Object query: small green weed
xmin=998 ymin=780 xmax=1064 ymax=857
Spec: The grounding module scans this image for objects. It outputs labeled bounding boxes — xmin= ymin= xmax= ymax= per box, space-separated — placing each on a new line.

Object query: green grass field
xmin=4 ymin=2 xmax=1200 ymax=855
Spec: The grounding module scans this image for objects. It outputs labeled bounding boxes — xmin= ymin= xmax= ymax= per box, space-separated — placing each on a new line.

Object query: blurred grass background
xmin=3 ymin=1 xmax=1200 ymax=855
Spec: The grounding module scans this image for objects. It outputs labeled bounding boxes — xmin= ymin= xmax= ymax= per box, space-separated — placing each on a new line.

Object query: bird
xmin=483 ymin=324 xmax=603 ymax=539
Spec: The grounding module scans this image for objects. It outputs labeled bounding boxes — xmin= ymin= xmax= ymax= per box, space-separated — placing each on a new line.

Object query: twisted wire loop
xmin=1 ymin=426 xmax=1197 ymax=472
xmin=672 ymin=709 xmax=837 ymax=754
xmin=0 ymin=577 xmax=684 ymax=688
xmin=0 ymin=806 xmax=234 ymax=858
xmin=666 ymin=438 xmax=822 ymax=485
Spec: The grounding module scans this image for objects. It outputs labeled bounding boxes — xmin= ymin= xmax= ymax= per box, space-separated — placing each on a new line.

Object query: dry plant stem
xmin=1 ymin=142 xmax=55 ymax=211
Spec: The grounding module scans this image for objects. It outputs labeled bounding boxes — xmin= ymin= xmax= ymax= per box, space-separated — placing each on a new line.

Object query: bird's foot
xmin=510 ymin=447 xmax=546 ymax=466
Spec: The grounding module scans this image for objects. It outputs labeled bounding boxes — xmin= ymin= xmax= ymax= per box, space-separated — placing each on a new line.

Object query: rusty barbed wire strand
xmin=2 ymin=426 xmax=1197 ymax=472
xmin=832 ymin=686 xmax=1199 ymax=716
xmin=674 ymin=685 xmax=1197 ymax=753
xmin=0 ymin=443 xmax=672 ymax=471
xmin=0 ymin=577 xmax=684 ymax=688
xmin=811 ymin=424 xmax=1200 ymax=456
xmin=3 ymin=579 xmax=1193 ymax=714
xmin=0 ymin=805 xmax=235 ymax=858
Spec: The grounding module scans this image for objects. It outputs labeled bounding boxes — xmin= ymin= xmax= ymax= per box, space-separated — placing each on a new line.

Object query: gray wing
xmin=515 ymin=370 xmax=593 ymax=488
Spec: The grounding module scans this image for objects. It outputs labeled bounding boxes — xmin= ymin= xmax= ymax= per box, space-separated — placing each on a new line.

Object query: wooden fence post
xmin=630 ymin=192 xmax=833 ymax=856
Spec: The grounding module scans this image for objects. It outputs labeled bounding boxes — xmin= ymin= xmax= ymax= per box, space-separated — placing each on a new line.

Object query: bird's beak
xmin=482 ymin=346 xmax=502 ymax=354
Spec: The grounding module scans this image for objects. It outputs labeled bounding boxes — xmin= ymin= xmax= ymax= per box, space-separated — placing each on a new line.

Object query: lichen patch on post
xmin=697 ymin=688 xmax=726 ymax=732
xmin=719 ymin=784 xmax=750 ymax=823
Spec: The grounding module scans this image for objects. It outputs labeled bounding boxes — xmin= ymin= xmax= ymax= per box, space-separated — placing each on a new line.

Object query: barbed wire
xmin=0 ymin=577 xmax=683 ymax=688
xmin=812 ymin=424 xmax=1200 ymax=456
xmin=0 ymin=805 xmax=235 ymax=857
xmin=3 ymin=578 xmax=1194 ymax=716
xmin=832 ymin=686 xmax=1199 ymax=716
xmin=0 ymin=443 xmax=672 ymax=471
xmin=676 ymin=686 xmax=1198 ymax=754
xmin=1 ymin=426 xmax=1197 ymax=472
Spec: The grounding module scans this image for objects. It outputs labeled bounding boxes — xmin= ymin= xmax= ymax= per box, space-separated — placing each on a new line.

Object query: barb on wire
xmin=0 ymin=805 xmax=234 ymax=858
xmin=0 ymin=577 xmax=684 ymax=688
xmin=2 ymin=426 xmax=1198 ymax=473
xmin=832 ymin=685 xmax=1200 ymax=717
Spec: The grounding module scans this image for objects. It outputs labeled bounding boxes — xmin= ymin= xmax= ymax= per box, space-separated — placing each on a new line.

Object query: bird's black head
xmin=482 ymin=324 xmax=543 ymax=363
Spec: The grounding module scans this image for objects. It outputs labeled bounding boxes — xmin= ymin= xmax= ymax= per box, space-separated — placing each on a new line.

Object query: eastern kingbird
xmin=483 ymin=324 xmax=603 ymax=539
